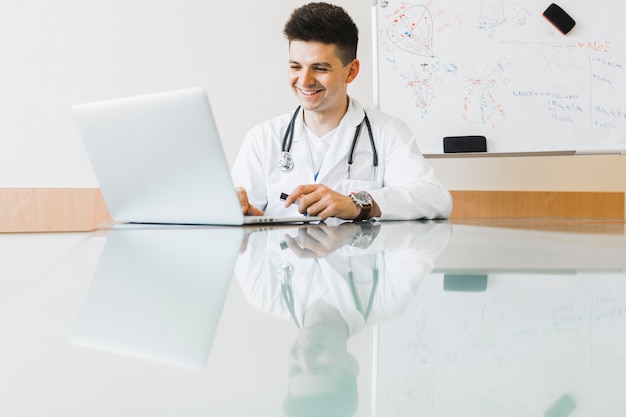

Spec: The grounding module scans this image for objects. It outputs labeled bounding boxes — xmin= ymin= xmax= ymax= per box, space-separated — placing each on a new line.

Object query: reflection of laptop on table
xmin=72 ymin=87 xmax=321 ymax=226
xmin=72 ymin=225 xmax=243 ymax=369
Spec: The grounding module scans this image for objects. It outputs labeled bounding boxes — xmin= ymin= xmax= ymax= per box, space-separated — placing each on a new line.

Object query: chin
xmin=297 ymin=100 xmax=325 ymax=113
xmin=294 ymin=93 xmax=324 ymax=109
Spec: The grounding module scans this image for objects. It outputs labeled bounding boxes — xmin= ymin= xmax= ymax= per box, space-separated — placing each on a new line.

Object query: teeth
xmin=301 ymin=90 xmax=320 ymax=96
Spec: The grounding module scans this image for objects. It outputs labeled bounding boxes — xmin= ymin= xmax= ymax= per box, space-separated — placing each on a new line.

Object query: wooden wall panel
xmin=0 ymin=188 xmax=111 ymax=233
xmin=449 ymin=190 xmax=624 ymax=219
xmin=0 ymin=188 xmax=624 ymax=232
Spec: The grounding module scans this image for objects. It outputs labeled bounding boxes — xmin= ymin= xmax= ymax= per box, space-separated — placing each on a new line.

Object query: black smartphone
xmin=543 ymin=3 xmax=576 ymax=35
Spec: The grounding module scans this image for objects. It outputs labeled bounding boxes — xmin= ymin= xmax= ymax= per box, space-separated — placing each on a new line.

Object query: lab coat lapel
xmin=291 ymin=112 xmax=315 ymax=178
xmin=315 ymin=99 xmax=364 ymax=183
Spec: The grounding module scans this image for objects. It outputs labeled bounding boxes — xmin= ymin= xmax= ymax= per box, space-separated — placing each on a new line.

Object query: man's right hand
xmin=236 ymin=187 xmax=264 ymax=216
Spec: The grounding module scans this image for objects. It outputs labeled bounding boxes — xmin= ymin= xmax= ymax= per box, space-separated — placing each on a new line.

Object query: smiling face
xmin=288 ymin=40 xmax=360 ymax=122
xmin=287 ymin=326 xmax=358 ymax=398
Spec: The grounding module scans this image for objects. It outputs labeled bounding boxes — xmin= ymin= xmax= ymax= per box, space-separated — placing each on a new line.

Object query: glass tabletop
xmin=1 ymin=220 xmax=624 ymax=416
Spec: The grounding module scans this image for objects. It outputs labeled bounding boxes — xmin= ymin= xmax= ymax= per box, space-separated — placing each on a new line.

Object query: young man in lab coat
xmin=232 ymin=2 xmax=452 ymax=222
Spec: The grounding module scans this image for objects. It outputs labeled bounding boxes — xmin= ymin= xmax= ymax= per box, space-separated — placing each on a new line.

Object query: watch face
xmin=353 ymin=191 xmax=372 ymax=206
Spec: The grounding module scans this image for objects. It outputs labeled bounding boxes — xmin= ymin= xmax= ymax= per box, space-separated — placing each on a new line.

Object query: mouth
xmin=297 ymin=87 xmax=324 ymax=97
xmin=294 ymin=328 xmax=327 ymax=352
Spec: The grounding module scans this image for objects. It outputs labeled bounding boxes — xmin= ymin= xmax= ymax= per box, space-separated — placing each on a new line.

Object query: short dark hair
xmin=283 ymin=2 xmax=359 ymax=66
xmin=284 ymin=370 xmax=358 ymax=417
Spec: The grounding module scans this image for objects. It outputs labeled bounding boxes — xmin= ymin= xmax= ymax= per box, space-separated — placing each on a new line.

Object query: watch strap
xmin=355 ymin=204 xmax=372 ymax=221
xmin=351 ymin=192 xmax=373 ymax=221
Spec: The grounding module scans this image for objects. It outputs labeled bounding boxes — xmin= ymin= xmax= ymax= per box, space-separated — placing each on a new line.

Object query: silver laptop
xmin=72 ymin=87 xmax=321 ymax=225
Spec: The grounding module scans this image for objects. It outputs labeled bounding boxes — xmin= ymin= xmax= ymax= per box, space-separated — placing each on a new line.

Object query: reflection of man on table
xmin=236 ymin=221 xmax=451 ymax=416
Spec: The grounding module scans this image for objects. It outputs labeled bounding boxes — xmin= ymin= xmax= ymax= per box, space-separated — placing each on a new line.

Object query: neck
xmin=303 ymin=96 xmax=350 ymax=137
xmin=303 ymin=298 xmax=349 ymax=338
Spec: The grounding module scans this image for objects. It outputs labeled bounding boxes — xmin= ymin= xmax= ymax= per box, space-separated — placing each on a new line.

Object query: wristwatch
xmin=351 ymin=223 xmax=375 ymax=248
xmin=350 ymin=191 xmax=373 ymax=221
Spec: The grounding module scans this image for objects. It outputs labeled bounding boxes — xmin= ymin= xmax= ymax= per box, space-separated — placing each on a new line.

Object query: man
xmin=235 ymin=221 xmax=452 ymax=416
xmin=232 ymin=2 xmax=452 ymax=221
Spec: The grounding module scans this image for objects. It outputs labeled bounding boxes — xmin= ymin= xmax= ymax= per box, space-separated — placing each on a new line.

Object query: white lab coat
xmin=231 ymin=97 xmax=452 ymax=220
xmin=235 ymin=221 xmax=452 ymax=336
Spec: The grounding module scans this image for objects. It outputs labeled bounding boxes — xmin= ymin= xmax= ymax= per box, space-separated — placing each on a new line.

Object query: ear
xmin=346 ymin=353 xmax=360 ymax=376
xmin=345 ymin=59 xmax=360 ymax=84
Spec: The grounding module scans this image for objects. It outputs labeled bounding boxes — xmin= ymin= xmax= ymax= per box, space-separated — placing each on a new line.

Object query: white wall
xmin=1 ymin=1 xmax=624 ymax=203
xmin=0 ymin=0 xmax=373 ymax=187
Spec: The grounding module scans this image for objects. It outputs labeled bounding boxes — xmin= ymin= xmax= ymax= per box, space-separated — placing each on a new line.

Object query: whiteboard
xmin=374 ymin=0 xmax=626 ymax=155
xmin=375 ymin=271 xmax=626 ymax=416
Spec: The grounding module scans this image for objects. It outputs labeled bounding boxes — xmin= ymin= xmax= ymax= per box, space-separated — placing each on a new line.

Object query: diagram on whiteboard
xmin=460 ymin=63 xmax=509 ymax=127
xmin=376 ymin=0 xmax=626 ymax=154
xmin=386 ymin=5 xmax=434 ymax=56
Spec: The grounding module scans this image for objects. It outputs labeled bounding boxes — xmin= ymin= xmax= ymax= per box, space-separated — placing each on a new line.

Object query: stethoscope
xmin=278 ymin=259 xmax=379 ymax=329
xmin=277 ymin=106 xmax=379 ymax=175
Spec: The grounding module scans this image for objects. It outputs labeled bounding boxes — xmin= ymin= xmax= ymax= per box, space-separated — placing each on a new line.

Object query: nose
xmin=296 ymin=349 xmax=319 ymax=372
xmin=290 ymin=342 xmax=322 ymax=371
xmin=298 ymin=68 xmax=315 ymax=87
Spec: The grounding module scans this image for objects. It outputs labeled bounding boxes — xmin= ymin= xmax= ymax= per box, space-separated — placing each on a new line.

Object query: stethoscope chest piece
xmin=277 ymin=151 xmax=294 ymax=173
xmin=279 ymin=105 xmax=377 ymax=175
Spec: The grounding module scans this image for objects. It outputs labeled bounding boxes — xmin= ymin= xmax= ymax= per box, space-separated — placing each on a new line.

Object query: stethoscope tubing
xmin=281 ymin=106 xmax=301 ymax=158
xmin=279 ymin=106 xmax=378 ymax=173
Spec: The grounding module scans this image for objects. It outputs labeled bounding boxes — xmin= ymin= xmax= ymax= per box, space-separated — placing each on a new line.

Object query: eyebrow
xmin=289 ymin=59 xmax=334 ymax=68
